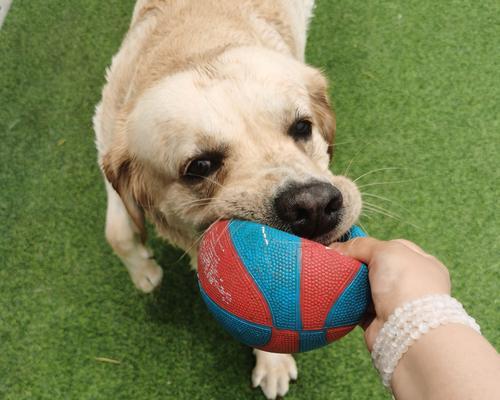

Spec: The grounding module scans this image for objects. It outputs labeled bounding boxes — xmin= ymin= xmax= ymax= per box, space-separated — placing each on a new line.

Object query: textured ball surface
xmin=197 ymin=220 xmax=370 ymax=353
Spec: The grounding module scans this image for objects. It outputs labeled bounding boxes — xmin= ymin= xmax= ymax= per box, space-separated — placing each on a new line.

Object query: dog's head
xmin=102 ymin=47 xmax=361 ymax=249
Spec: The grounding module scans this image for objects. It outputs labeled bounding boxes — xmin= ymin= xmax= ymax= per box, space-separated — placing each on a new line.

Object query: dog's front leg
xmin=104 ymin=181 xmax=163 ymax=293
xmin=252 ymin=349 xmax=297 ymax=399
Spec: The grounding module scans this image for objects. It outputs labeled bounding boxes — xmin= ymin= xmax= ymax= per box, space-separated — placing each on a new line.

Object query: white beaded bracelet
xmin=371 ymin=294 xmax=481 ymax=389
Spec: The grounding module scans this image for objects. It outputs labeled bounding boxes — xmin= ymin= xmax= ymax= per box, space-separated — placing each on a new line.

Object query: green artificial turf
xmin=0 ymin=1 xmax=498 ymax=399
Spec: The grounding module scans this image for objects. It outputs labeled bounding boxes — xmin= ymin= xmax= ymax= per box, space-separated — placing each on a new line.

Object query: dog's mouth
xmin=195 ymin=179 xmax=360 ymax=247
xmin=308 ymin=229 xmax=343 ymax=245
xmin=199 ymin=214 xmax=349 ymax=246
xmin=291 ymin=223 xmax=351 ymax=245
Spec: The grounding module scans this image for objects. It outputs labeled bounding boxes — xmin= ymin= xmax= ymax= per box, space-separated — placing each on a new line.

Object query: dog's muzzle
xmin=273 ymin=180 xmax=343 ymax=239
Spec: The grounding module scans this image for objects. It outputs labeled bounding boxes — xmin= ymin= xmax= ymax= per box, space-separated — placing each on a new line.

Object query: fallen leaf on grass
xmin=95 ymin=357 xmax=121 ymax=365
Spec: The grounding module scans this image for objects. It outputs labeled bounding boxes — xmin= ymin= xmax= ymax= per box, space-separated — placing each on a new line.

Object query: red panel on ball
xmin=300 ymin=241 xmax=361 ymax=330
xmin=325 ymin=326 xmax=355 ymax=343
xmin=198 ymin=221 xmax=272 ymax=326
xmin=258 ymin=328 xmax=299 ymax=353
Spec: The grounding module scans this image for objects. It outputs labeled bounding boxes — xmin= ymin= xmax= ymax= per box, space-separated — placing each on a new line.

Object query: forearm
xmin=392 ymin=324 xmax=500 ymax=400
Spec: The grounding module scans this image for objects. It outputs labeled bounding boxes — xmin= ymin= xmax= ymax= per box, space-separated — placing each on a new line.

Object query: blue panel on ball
xmin=199 ymin=285 xmax=272 ymax=347
xmin=299 ymin=330 xmax=327 ymax=352
xmin=339 ymin=225 xmax=367 ymax=242
xmin=349 ymin=225 xmax=367 ymax=239
xmin=325 ymin=264 xmax=370 ymax=327
xmin=229 ymin=220 xmax=302 ymax=330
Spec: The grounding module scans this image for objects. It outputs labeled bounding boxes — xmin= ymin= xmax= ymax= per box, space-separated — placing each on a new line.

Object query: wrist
xmin=392 ymin=323 xmax=496 ymax=400
xmin=378 ymin=290 xmax=451 ymax=324
xmin=371 ymin=294 xmax=480 ymax=390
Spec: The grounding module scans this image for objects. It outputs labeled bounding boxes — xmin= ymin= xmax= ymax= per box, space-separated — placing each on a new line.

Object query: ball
xmin=197 ymin=220 xmax=370 ymax=353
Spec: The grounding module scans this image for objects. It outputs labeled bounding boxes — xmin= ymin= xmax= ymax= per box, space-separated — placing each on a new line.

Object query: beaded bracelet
xmin=371 ymin=294 xmax=481 ymax=389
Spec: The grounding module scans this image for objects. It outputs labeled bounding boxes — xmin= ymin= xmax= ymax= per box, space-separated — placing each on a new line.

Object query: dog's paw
xmin=252 ymin=350 xmax=297 ymax=399
xmin=130 ymin=259 xmax=163 ymax=293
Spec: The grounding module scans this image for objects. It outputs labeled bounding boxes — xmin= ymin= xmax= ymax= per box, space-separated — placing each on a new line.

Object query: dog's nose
xmin=274 ymin=181 xmax=343 ymax=239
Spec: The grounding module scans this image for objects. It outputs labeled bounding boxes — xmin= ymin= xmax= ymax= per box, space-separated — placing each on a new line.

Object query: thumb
xmin=330 ymin=237 xmax=382 ymax=265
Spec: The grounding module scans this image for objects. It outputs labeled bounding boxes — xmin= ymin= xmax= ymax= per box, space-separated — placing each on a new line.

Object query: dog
xmin=93 ymin=1 xmax=362 ymax=398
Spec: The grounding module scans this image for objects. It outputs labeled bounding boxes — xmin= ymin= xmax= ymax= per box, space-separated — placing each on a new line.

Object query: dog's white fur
xmin=94 ymin=1 xmax=361 ymax=398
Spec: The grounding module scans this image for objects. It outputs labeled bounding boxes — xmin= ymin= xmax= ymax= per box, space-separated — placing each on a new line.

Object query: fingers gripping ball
xmin=197 ymin=220 xmax=370 ymax=353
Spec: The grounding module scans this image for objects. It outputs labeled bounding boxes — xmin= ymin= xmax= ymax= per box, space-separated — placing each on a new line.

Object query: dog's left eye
xmin=183 ymin=153 xmax=223 ymax=182
xmin=289 ymin=119 xmax=313 ymax=140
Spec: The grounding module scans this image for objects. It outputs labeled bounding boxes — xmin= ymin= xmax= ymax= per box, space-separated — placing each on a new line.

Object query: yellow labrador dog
xmin=94 ymin=0 xmax=361 ymax=398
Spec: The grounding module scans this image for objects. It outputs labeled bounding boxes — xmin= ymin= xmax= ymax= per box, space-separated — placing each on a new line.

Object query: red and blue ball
xmin=197 ymin=220 xmax=370 ymax=353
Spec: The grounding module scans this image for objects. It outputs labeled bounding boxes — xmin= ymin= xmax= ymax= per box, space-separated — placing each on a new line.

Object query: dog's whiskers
xmin=362 ymin=206 xmax=399 ymax=222
xmin=175 ymin=216 xmax=225 ymax=264
xmin=178 ymin=197 xmax=219 ymax=208
xmin=340 ymin=139 xmax=376 ymax=177
xmin=363 ymin=202 xmax=421 ymax=230
xmin=353 ymin=167 xmax=405 ymax=183
xmin=362 ymin=192 xmax=414 ymax=216
xmin=357 ymin=177 xmax=423 ymax=189
xmin=181 ymin=198 xmax=230 ymax=212
xmin=363 ymin=201 xmax=401 ymax=217
xmin=210 ymin=216 xmax=235 ymax=252
xmin=357 ymin=221 xmax=370 ymax=236
xmin=360 ymin=211 xmax=374 ymax=220
xmin=198 ymin=175 xmax=227 ymax=190
xmin=330 ymin=140 xmax=364 ymax=147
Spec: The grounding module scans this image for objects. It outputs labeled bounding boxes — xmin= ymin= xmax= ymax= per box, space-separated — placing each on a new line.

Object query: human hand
xmin=330 ymin=238 xmax=451 ymax=350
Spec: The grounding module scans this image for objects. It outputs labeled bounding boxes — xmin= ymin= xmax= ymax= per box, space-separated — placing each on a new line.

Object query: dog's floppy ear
xmin=307 ymin=69 xmax=336 ymax=159
xmin=101 ymin=141 xmax=147 ymax=243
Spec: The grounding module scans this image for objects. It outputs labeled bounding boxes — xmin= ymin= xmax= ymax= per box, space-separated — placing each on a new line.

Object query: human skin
xmin=331 ymin=238 xmax=500 ymax=400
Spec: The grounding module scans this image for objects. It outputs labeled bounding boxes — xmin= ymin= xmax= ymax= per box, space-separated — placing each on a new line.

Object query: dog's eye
xmin=289 ymin=119 xmax=313 ymax=140
xmin=184 ymin=154 xmax=222 ymax=182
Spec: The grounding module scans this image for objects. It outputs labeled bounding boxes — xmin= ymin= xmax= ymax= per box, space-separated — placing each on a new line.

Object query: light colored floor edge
xmin=0 ymin=0 xmax=13 ymax=30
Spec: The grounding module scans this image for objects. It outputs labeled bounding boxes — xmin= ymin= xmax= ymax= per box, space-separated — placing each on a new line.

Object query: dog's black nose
xmin=274 ymin=181 xmax=343 ymax=239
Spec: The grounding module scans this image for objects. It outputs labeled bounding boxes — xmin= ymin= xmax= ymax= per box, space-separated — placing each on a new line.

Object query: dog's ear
xmin=101 ymin=141 xmax=147 ymax=243
xmin=307 ymin=69 xmax=336 ymax=159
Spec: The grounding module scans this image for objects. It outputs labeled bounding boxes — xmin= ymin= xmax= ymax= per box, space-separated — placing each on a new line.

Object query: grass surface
xmin=0 ymin=1 xmax=498 ymax=399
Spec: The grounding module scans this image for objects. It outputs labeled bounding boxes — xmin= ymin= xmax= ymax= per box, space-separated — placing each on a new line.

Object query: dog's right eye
xmin=183 ymin=153 xmax=223 ymax=182
xmin=289 ymin=118 xmax=313 ymax=141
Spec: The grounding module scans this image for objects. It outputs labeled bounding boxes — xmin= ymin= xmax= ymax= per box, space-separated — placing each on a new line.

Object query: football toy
xmin=197 ymin=220 xmax=370 ymax=353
